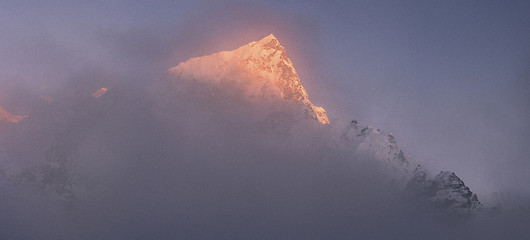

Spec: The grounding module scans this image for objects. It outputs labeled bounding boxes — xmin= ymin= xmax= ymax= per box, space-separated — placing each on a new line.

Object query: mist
xmin=1 ymin=0 xmax=530 ymax=239
xmin=1 ymin=71 xmax=528 ymax=239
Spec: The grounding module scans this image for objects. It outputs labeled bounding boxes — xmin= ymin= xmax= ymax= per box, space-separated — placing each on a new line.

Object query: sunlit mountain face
xmin=166 ymin=34 xmax=329 ymax=124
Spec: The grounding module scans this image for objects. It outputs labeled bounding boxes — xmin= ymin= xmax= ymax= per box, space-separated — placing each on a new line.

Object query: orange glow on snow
xmin=0 ymin=105 xmax=27 ymax=123
xmin=167 ymin=34 xmax=329 ymax=124
xmin=92 ymin=88 xmax=108 ymax=98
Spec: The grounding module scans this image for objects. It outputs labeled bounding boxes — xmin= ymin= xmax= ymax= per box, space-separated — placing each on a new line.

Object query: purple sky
xmin=1 ymin=0 xmax=529 ymax=195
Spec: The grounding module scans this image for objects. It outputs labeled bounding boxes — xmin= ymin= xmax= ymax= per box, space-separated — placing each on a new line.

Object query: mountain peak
xmin=166 ymin=34 xmax=329 ymax=124
xmin=258 ymin=34 xmax=277 ymax=44
xmin=405 ymin=169 xmax=482 ymax=214
xmin=255 ymin=34 xmax=282 ymax=53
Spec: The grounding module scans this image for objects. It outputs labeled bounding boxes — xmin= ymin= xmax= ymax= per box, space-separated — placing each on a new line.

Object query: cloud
xmin=0 ymin=68 xmax=529 ymax=239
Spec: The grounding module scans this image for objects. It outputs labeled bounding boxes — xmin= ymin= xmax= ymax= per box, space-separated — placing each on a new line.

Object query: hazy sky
xmin=1 ymin=0 xmax=529 ymax=196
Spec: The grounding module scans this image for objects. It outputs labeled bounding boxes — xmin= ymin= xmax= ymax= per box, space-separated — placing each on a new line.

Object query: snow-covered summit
xmin=166 ymin=34 xmax=329 ymax=124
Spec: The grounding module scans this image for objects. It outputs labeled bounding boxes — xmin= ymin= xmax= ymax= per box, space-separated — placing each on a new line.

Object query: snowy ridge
xmin=326 ymin=119 xmax=417 ymax=188
xmin=326 ymin=119 xmax=482 ymax=214
xmin=406 ymin=166 xmax=482 ymax=214
xmin=166 ymin=34 xmax=329 ymax=124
